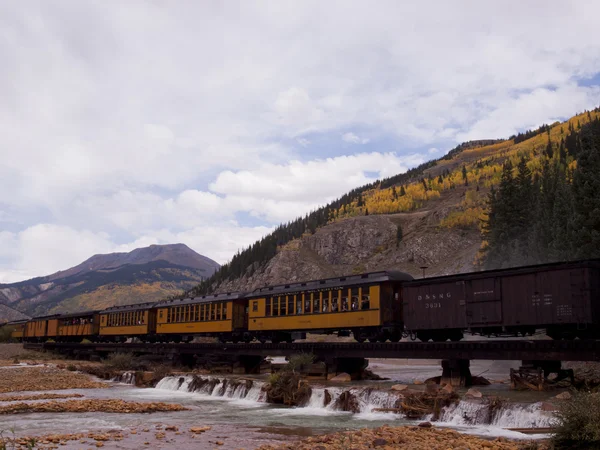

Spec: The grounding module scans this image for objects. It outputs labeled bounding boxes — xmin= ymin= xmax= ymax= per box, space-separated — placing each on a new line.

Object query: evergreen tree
xmin=400 ymin=185 xmax=406 ymax=196
xmin=570 ymin=125 xmax=600 ymax=258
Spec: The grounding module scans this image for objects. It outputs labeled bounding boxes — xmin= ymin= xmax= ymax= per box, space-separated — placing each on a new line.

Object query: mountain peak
xmin=51 ymin=243 xmax=220 ymax=280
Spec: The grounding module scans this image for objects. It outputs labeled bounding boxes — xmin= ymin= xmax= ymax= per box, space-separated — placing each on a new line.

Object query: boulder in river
xmin=330 ymin=372 xmax=351 ymax=382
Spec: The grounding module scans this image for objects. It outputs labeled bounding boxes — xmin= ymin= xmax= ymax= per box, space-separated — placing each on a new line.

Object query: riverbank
xmin=0 ymin=345 xmax=564 ymax=449
xmin=257 ymin=424 xmax=548 ymax=450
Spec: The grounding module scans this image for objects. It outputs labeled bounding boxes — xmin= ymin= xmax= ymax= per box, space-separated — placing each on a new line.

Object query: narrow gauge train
xmin=3 ymin=258 xmax=599 ymax=343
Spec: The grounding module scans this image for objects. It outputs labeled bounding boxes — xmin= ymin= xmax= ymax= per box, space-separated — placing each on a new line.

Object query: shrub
xmin=104 ymin=352 xmax=138 ymax=370
xmin=287 ymin=353 xmax=315 ymax=372
xmin=0 ymin=326 xmax=15 ymax=343
xmin=81 ymin=338 xmax=92 ymax=344
xmin=553 ymin=391 xmax=600 ymax=449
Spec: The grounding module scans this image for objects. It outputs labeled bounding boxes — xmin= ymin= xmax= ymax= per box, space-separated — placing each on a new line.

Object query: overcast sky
xmin=1 ymin=1 xmax=600 ymax=282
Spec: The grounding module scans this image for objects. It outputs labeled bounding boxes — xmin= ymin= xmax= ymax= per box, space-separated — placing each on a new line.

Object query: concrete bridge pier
xmin=233 ymin=355 xmax=265 ymax=374
xmin=320 ymin=357 xmax=368 ymax=380
xmin=440 ymin=359 xmax=472 ymax=387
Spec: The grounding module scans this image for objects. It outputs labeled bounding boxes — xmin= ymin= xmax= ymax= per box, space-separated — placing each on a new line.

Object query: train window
xmin=305 ymin=294 xmax=311 ymax=313
xmin=211 ymin=305 xmax=216 ymax=321
xmin=203 ymin=304 xmax=208 ymax=321
xmin=332 ymin=291 xmax=340 ymax=312
xmin=222 ymin=303 xmax=227 ymax=319
xmin=252 ymin=301 xmax=258 ymax=312
xmin=186 ymin=306 xmax=190 ymax=322
xmin=194 ymin=306 xmax=199 ymax=321
xmin=361 ymin=287 xmax=370 ymax=310
xmin=351 ymin=295 xmax=359 ymax=310
xmin=341 ymin=296 xmax=348 ymax=311
xmin=273 ymin=297 xmax=279 ymax=316
xmin=287 ymin=296 xmax=294 ymax=315
xmin=313 ymin=295 xmax=320 ymax=314
xmin=296 ymin=296 xmax=302 ymax=314
xmin=322 ymin=292 xmax=330 ymax=312
xmin=216 ymin=304 xmax=221 ymax=321
xmin=279 ymin=297 xmax=286 ymax=316
xmin=266 ymin=297 xmax=272 ymax=316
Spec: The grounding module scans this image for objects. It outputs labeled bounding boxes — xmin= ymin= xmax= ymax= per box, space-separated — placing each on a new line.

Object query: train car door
xmin=466 ymin=277 xmax=503 ymax=326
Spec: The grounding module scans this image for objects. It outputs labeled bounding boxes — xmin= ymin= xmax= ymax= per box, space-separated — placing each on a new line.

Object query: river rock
xmin=555 ymin=391 xmax=572 ymax=400
xmin=332 ymin=390 xmax=360 ymax=413
xmin=190 ymin=426 xmax=211 ymax=433
xmin=441 ymin=383 xmax=454 ymax=394
xmin=425 ymin=383 xmax=439 ymax=394
xmin=324 ymin=389 xmax=332 ymax=407
xmin=540 ymin=401 xmax=557 ymax=411
xmin=330 ymin=372 xmax=351 ymax=382
xmin=418 ymin=422 xmax=432 ymax=428
xmin=413 ymin=380 xmax=424 ymax=385
xmin=391 ymin=384 xmax=408 ymax=391
xmin=465 ymin=388 xmax=483 ymax=398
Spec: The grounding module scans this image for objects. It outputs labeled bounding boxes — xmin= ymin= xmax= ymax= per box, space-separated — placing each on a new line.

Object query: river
xmin=1 ymin=359 xmax=559 ymax=449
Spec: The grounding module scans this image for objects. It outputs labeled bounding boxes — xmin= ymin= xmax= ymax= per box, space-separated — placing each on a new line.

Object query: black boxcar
xmin=403 ymin=259 xmax=600 ymax=341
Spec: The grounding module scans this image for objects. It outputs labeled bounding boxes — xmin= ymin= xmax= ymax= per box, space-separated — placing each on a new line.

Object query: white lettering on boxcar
xmin=556 ymin=305 xmax=573 ymax=316
xmin=425 ymin=303 xmax=442 ymax=309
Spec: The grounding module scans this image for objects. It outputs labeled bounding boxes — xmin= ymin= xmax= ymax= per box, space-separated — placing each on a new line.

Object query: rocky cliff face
xmin=216 ymin=202 xmax=480 ymax=293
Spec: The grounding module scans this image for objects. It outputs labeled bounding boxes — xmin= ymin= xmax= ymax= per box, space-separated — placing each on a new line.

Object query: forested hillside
xmin=483 ymin=114 xmax=600 ymax=268
xmin=192 ymin=107 xmax=600 ymax=295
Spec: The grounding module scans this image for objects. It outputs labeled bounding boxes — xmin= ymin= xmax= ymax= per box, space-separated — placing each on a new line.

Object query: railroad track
xmin=23 ymin=339 xmax=600 ymax=361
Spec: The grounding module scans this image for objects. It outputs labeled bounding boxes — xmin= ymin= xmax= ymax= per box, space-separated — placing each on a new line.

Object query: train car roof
xmin=249 ymin=270 xmax=413 ymax=297
xmin=4 ymin=319 xmax=28 ymax=325
xmin=157 ymin=292 xmax=247 ymax=307
xmin=100 ymin=302 xmax=157 ymax=313
xmin=29 ymin=314 xmax=62 ymax=321
xmin=55 ymin=310 xmax=99 ymax=319
xmin=405 ymin=258 xmax=600 ymax=285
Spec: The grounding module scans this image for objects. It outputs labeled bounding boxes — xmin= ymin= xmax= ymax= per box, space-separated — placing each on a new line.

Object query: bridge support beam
xmin=440 ymin=359 xmax=472 ymax=387
xmin=510 ymin=360 xmax=575 ymax=390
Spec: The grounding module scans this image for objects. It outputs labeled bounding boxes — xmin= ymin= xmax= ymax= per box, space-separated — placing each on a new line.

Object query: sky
xmin=1 ymin=1 xmax=600 ymax=283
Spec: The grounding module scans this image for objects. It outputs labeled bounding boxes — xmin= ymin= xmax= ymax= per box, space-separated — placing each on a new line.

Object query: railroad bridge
xmin=25 ymin=340 xmax=600 ymax=387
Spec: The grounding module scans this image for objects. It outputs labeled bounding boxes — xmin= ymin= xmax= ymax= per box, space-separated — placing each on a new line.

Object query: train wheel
xmin=232 ymin=337 xmax=240 ymax=344
xmin=416 ymin=332 xmax=431 ymax=342
xmin=259 ymin=336 xmax=267 ymax=344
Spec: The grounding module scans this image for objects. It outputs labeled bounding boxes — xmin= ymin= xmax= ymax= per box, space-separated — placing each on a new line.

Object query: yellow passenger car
xmin=156 ymin=292 xmax=248 ymax=343
xmin=247 ymin=271 xmax=413 ymax=343
xmin=3 ymin=320 xmax=27 ymax=342
xmin=24 ymin=315 xmax=59 ymax=342
xmin=98 ymin=303 xmax=156 ymax=342
xmin=56 ymin=311 xmax=100 ymax=341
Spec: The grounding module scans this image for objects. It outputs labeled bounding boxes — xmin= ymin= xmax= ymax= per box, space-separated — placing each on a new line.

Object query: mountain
xmin=190 ymin=107 xmax=600 ymax=295
xmin=0 ymin=244 xmax=219 ymax=318
xmin=0 ymin=304 xmax=30 ymax=323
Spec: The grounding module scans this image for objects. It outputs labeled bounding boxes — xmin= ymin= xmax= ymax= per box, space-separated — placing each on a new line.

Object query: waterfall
xmin=111 ymin=371 xmax=135 ymax=384
xmin=152 ymin=375 xmax=556 ymax=431
xmin=438 ymin=400 xmax=556 ymax=428
xmin=155 ymin=375 xmax=264 ymax=402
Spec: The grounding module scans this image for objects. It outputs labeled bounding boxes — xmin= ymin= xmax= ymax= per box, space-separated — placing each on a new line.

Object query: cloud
xmin=0 ymin=223 xmax=272 ymax=283
xmin=1 ymin=2 xmax=600 ymax=281
xmin=428 ymin=148 xmax=439 ymax=155
xmin=342 ymin=132 xmax=370 ymax=144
